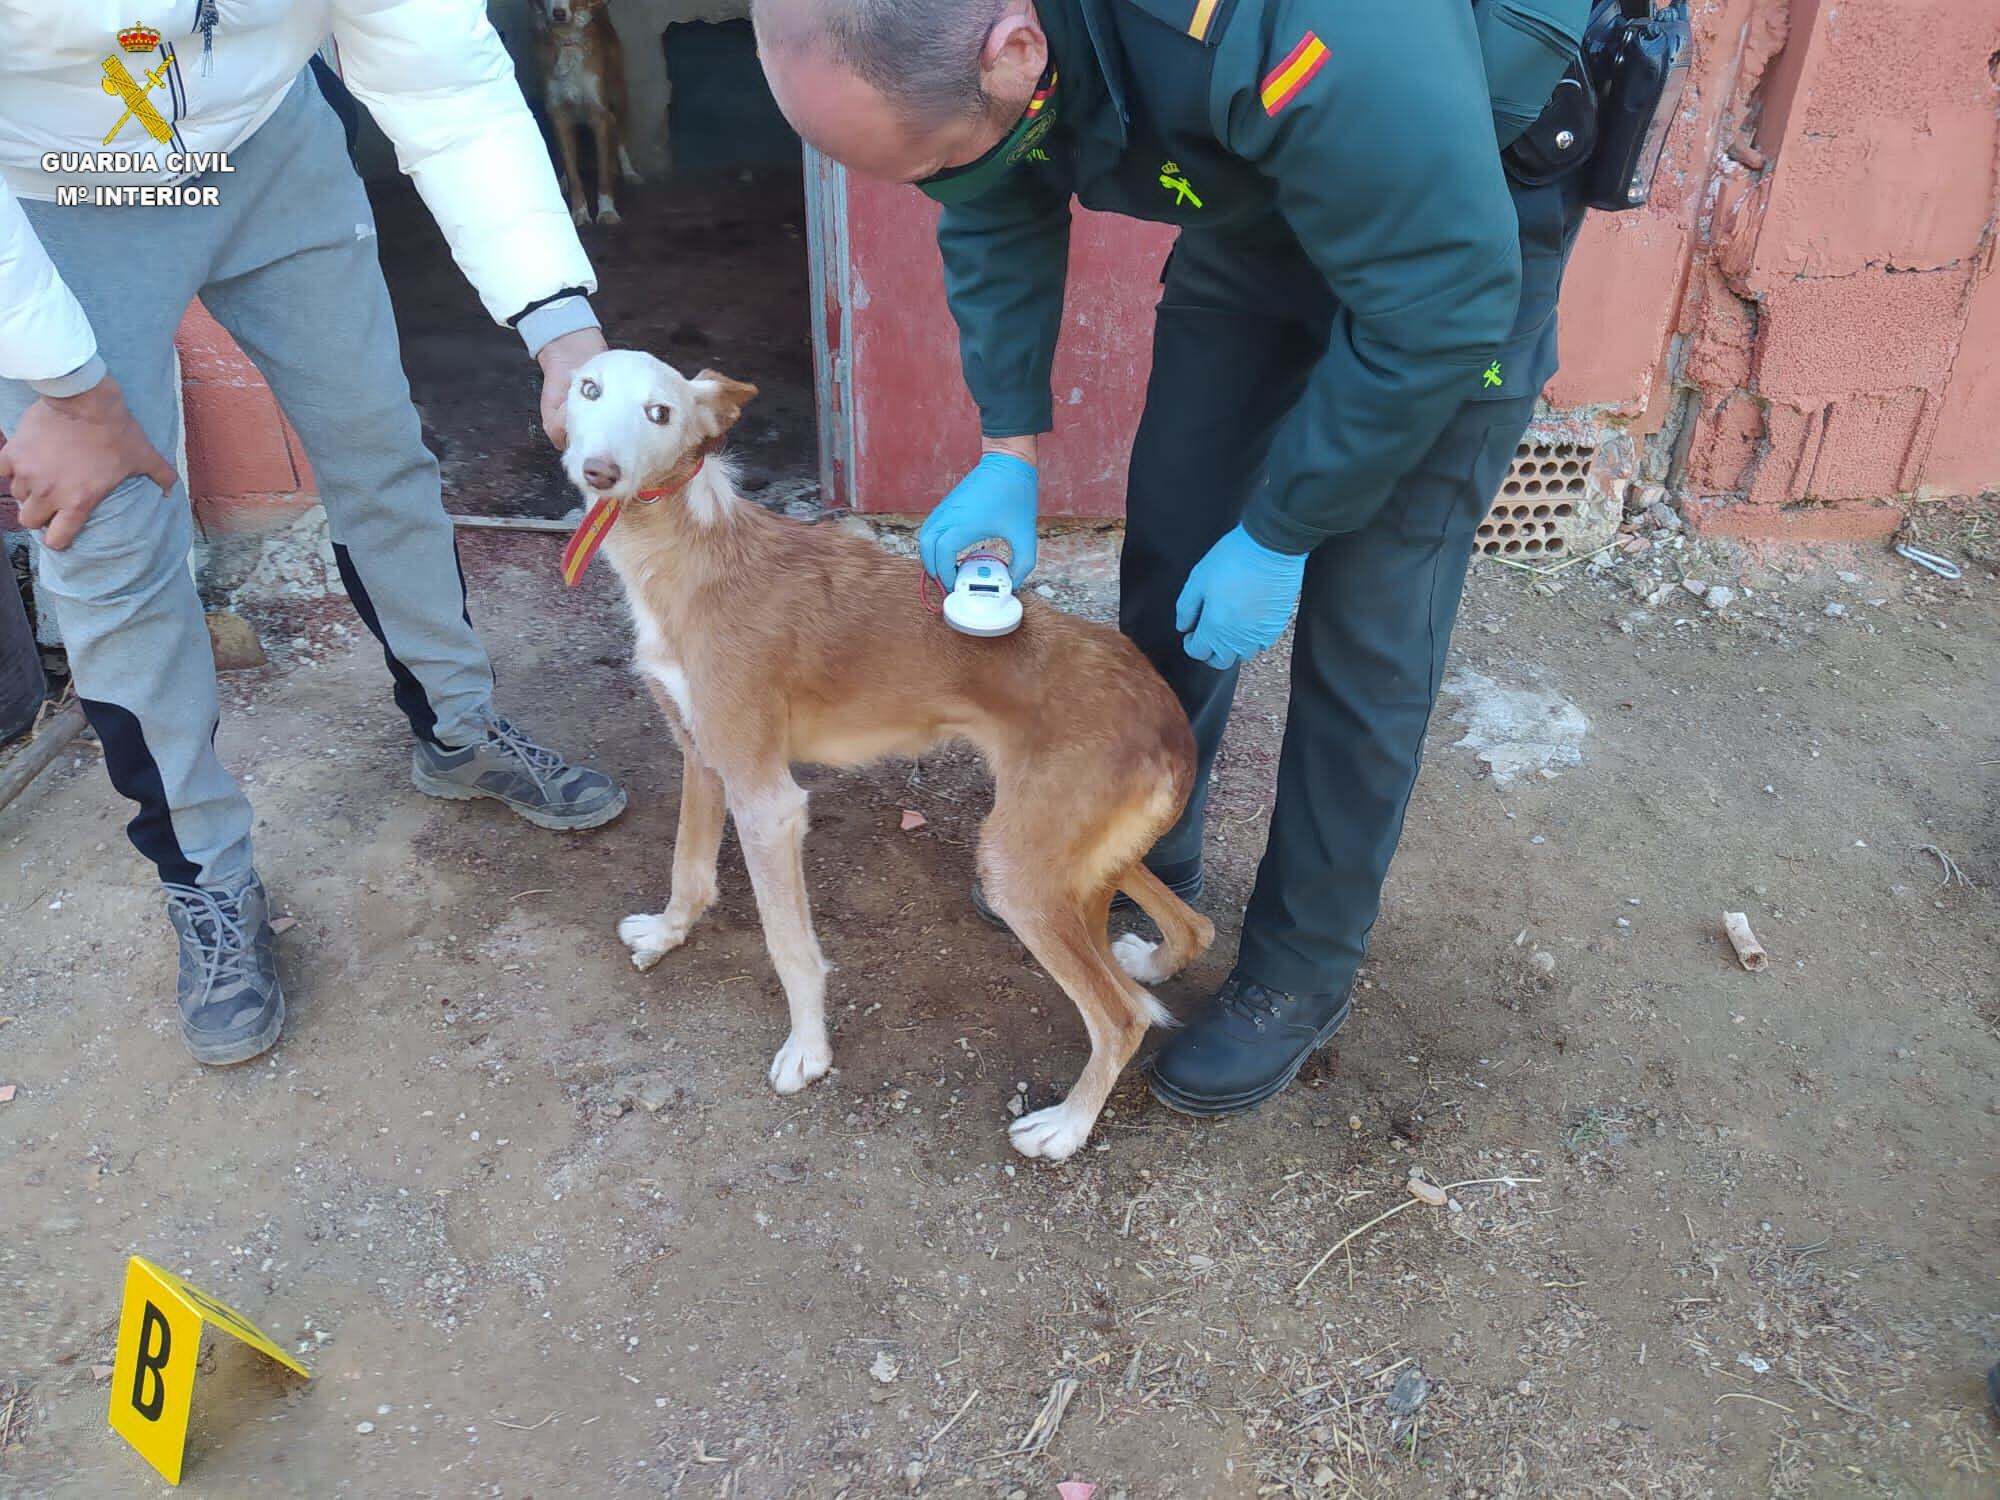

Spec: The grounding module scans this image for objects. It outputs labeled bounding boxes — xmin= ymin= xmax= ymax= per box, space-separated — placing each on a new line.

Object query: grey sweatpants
xmin=0 ymin=73 xmax=496 ymax=889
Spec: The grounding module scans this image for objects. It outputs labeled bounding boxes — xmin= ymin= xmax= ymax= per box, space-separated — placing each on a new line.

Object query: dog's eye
xmin=645 ymin=403 xmax=672 ymax=426
xmin=578 ymin=378 xmax=601 ymax=401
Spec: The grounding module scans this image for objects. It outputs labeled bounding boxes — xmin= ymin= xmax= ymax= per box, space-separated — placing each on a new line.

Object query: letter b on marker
xmin=131 ymin=1301 xmax=171 ymax=1421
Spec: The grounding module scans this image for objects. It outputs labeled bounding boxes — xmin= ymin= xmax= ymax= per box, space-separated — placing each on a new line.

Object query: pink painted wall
xmin=837 ymin=176 xmax=1171 ymax=517
xmin=175 ymin=303 xmax=319 ymax=536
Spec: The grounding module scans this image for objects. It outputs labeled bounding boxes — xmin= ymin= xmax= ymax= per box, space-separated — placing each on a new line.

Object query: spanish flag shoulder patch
xmin=1260 ymin=31 xmax=1329 ymax=116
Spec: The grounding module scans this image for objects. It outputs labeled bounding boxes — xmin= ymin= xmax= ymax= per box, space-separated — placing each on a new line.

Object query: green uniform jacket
xmin=937 ymin=0 xmax=1586 ymax=552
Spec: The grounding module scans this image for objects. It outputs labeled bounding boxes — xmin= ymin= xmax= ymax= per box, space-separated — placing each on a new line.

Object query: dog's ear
xmin=692 ymin=370 xmax=759 ymax=436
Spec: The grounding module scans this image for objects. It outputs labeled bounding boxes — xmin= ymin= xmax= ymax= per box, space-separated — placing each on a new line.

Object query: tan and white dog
xmin=560 ymin=351 xmax=1214 ymax=1161
xmin=531 ymin=0 xmax=641 ymax=226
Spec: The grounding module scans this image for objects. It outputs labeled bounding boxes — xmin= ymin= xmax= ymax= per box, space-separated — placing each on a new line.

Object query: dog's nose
xmin=550 ymin=6 xmax=568 ymax=20
xmin=582 ymin=457 xmax=621 ymax=491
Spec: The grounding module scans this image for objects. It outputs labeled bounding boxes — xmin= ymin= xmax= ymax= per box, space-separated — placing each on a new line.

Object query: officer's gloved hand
xmin=1176 ymin=524 xmax=1307 ymax=670
xmin=919 ymin=452 xmax=1039 ymax=588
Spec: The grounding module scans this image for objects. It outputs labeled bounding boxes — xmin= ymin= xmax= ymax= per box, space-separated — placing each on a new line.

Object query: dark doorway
xmin=361 ymin=14 xmax=817 ymax=521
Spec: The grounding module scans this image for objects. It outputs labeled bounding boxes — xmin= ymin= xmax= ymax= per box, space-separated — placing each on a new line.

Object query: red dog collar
xmin=559 ymin=459 xmax=703 ymax=588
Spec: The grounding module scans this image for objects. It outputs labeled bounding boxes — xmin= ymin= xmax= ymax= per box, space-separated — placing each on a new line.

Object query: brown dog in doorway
xmin=531 ymin=0 xmax=641 ymax=225
xmin=557 ymin=350 xmax=1216 ymax=1160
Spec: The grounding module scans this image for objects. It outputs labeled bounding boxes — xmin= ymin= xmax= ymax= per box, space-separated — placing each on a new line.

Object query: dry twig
xmin=996 ymin=1377 xmax=1079 ymax=1459
xmin=1296 ymin=1177 xmax=1541 ymax=1291
xmin=1913 ymin=844 xmax=1972 ymax=889
xmin=926 ymin=1388 xmax=979 ymax=1452
xmin=1715 ymin=1392 xmax=1796 ymax=1415
xmin=491 ymin=1409 xmax=564 ymax=1432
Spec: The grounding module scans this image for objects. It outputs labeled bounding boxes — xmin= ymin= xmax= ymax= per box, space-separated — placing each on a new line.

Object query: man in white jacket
xmin=0 ymin=3 xmax=626 ymax=1065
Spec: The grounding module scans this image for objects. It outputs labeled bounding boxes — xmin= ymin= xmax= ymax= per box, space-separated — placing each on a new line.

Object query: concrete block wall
xmin=1551 ymin=0 xmax=2000 ymax=543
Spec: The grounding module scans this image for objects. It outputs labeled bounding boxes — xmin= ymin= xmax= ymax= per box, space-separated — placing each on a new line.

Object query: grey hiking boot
xmin=164 ymin=875 xmax=285 ymax=1066
xmin=411 ymin=715 xmax=626 ymax=831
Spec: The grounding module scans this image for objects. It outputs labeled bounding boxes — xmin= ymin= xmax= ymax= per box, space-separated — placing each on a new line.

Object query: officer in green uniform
xmin=755 ymin=0 xmax=1591 ymax=1114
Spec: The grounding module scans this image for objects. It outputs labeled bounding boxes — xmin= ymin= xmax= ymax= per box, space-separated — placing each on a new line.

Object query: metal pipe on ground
xmin=451 ymin=513 xmax=582 ymax=534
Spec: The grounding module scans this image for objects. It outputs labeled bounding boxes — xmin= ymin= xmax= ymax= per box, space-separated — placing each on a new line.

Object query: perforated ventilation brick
xmin=1478 ymin=439 xmax=1595 ymax=559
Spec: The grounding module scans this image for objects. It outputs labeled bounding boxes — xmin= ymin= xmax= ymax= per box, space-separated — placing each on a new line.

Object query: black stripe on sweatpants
xmin=332 ymin=541 xmax=472 ymax=749
xmin=307 ymin=53 xmax=362 ymax=167
xmin=454 ymin=548 xmax=474 ymax=632
xmin=79 ymin=697 xmax=201 ymax=887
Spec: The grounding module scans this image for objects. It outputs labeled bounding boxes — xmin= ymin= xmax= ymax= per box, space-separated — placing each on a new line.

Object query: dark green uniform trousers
xmin=1121 ymin=174 xmax=1585 ymax=997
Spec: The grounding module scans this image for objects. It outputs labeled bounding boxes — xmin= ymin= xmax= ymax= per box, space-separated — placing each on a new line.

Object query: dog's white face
xmin=561 ymin=350 xmax=754 ymax=505
xmin=538 ymin=0 xmax=603 ymax=26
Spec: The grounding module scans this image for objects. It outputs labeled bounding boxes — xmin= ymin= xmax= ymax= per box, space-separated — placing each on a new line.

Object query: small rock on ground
xmin=1387 ymin=1369 xmax=1431 ymax=1416
xmin=206 ymin=611 xmax=267 ymax=671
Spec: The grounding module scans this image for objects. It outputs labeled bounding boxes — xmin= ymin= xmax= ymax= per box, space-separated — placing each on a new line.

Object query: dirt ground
xmin=1 ymin=503 xmax=1995 ymax=1499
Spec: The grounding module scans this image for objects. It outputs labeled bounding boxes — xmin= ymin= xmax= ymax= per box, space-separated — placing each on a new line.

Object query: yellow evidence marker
xmin=108 ymin=1255 xmax=311 ymax=1484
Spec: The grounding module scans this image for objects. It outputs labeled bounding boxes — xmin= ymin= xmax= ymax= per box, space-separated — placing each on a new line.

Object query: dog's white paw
xmin=768 ymin=1032 xmax=832 ymax=1095
xmin=596 ymin=198 xmax=622 ymax=226
xmin=1009 ymin=1102 xmax=1093 ymax=1162
xmin=1112 ymin=932 xmax=1173 ymax=984
xmin=570 ymin=203 xmax=591 ymax=227
xmin=619 ymin=911 xmax=689 ymax=971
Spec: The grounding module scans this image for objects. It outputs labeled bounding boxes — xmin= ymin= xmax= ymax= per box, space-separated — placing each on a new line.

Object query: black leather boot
xmin=1147 ymin=974 xmax=1351 ymax=1116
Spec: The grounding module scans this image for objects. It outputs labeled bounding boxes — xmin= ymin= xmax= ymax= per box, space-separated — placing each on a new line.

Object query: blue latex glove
xmin=919 ymin=452 xmax=1039 ymax=588
xmin=1175 ymin=524 xmax=1307 ymax=670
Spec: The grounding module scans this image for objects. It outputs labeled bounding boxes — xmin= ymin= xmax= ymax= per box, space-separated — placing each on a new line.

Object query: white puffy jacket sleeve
xmin=329 ymin=0 xmax=599 ymax=353
xmin=0 ymin=178 xmax=106 ymax=397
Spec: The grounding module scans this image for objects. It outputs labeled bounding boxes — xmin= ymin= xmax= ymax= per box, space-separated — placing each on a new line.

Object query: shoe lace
xmin=484 ymin=716 xmax=568 ymax=789
xmin=1218 ymin=977 xmax=1287 ymax=1028
xmin=164 ymin=883 xmax=254 ymax=990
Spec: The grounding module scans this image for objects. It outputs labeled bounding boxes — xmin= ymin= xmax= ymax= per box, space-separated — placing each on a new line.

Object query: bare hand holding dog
xmin=537 ymin=326 xmax=611 ymax=448
xmin=0 ymin=376 xmax=177 ymax=551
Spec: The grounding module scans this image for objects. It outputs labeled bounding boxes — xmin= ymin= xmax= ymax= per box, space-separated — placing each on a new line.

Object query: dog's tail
xmin=1115 ymin=861 xmax=1215 ymax=998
